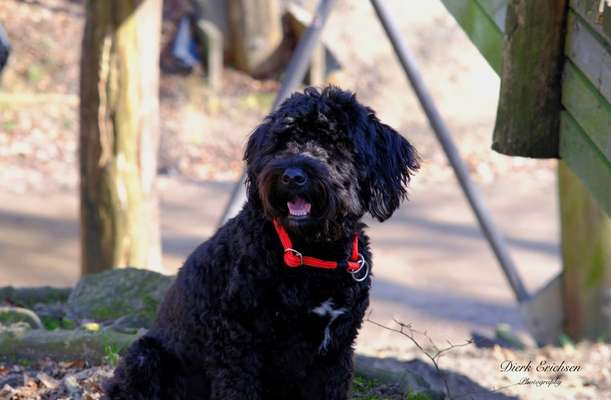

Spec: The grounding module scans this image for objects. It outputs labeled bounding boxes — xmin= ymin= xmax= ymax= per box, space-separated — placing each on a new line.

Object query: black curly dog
xmin=105 ymin=86 xmax=419 ymax=399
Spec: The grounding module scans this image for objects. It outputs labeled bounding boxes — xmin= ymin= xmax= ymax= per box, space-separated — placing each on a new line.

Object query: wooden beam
xmin=226 ymin=0 xmax=283 ymax=77
xmin=473 ymin=0 xmax=507 ymax=32
xmin=562 ymin=61 xmax=611 ymax=162
xmin=559 ymin=160 xmax=611 ymax=340
xmin=559 ymin=111 xmax=611 ymax=215
xmin=492 ymin=0 xmax=567 ymax=157
xmin=439 ymin=0 xmax=504 ymax=74
xmin=570 ymin=0 xmax=611 ymax=43
xmin=566 ymin=11 xmax=611 ymax=104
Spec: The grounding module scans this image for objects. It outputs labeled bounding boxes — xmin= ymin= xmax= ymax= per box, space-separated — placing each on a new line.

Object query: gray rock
xmin=354 ymin=354 xmax=441 ymax=398
xmin=34 ymin=302 xmax=67 ymax=321
xmin=0 ymin=327 xmax=143 ymax=364
xmin=67 ymin=267 xmax=174 ymax=327
xmin=111 ymin=314 xmax=152 ymax=334
xmin=0 ymin=286 xmax=71 ymax=308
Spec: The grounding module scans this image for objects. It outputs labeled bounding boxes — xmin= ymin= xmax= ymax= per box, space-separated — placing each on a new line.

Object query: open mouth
xmin=287 ymin=197 xmax=311 ymax=218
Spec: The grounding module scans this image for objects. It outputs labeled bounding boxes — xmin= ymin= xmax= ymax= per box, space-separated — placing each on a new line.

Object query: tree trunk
xmin=226 ymin=0 xmax=283 ymax=77
xmin=79 ymin=0 xmax=162 ymax=276
xmin=559 ymin=161 xmax=611 ymax=340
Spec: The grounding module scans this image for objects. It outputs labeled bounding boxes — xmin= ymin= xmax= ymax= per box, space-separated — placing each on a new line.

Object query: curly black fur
xmin=105 ymin=86 xmax=419 ymax=400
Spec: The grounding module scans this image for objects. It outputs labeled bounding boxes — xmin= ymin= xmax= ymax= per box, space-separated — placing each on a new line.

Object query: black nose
xmin=281 ymin=168 xmax=307 ymax=187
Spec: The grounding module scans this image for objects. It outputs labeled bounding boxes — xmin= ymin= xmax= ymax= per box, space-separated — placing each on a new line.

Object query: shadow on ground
xmin=355 ymin=355 xmax=519 ymax=400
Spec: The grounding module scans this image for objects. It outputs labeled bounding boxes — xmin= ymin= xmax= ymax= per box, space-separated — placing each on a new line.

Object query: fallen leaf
xmin=37 ymin=371 xmax=59 ymax=389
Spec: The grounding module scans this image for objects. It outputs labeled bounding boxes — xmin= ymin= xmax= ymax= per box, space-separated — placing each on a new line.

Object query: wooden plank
xmin=559 ymin=161 xmax=611 ymax=341
xmin=562 ymin=61 xmax=611 ymax=162
xmin=473 ymin=0 xmax=507 ymax=33
xmin=559 ymin=111 xmax=611 ymax=216
xmin=570 ymin=0 xmax=611 ymax=43
xmin=491 ymin=0 xmax=567 ymax=158
xmin=439 ymin=0 xmax=503 ymax=74
xmin=566 ymin=11 xmax=611 ymax=104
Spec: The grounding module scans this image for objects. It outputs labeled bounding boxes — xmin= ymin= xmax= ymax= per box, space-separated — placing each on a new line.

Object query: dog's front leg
xmin=299 ymin=347 xmax=353 ymax=400
xmin=208 ymin=356 xmax=262 ymax=400
xmin=203 ymin=320 xmax=263 ymax=400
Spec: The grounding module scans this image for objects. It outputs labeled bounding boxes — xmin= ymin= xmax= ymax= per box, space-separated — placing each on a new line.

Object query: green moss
xmin=0 ymin=314 xmax=20 ymax=325
xmin=69 ymin=268 xmax=172 ymax=322
xmin=406 ymin=393 xmax=434 ymax=400
xmin=90 ymin=304 xmax=124 ymax=321
xmin=42 ymin=317 xmax=78 ymax=331
xmin=41 ymin=316 xmax=61 ymax=331
xmin=61 ymin=318 xmax=77 ymax=330
xmin=351 ymin=375 xmax=404 ymax=400
xmin=141 ymin=294 xmax=160 ymax=323
xmin=353 ymin=375 xmax=379 ymax=391
xmin=16 ymin=359 xmax=34 ymax=368
xmin=0 ymin=287 xmax=72 ymax=308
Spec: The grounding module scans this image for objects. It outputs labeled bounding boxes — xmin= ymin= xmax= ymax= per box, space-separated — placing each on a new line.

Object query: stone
xmin=67 ymin=267 xmax=174 ymax=327
xmin=111 ymin=314 xmax=152 ymax=334
xmin=0 ymin=327 xmax=142 ymax=364
xmin=0 ymin=287 xmax=71 ymax=308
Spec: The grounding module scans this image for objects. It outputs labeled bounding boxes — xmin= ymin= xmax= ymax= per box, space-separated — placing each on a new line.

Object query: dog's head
xmin=245 ymin=86 xmax=419 ymax=240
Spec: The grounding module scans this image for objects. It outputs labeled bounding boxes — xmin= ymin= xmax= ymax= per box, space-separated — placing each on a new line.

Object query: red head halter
xmin=272 ymin=218 xmax=368 ymax=282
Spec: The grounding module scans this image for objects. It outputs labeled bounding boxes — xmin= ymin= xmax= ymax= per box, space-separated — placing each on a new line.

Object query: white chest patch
xmin=311 ymin=298 xmax=347 ymax=352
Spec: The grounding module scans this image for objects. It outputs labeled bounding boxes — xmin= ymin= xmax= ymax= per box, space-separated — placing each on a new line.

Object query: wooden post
xmin=559 ymin=161 xmax=611 ymax=340
xmin=285 ymin=3 xmax=327 ymax=86
xmin=226 ymin=0 xmax=283 ymax=77
xmin=492 ymin=0 xmax=567 ymax=158
xmin=192 ymin=0 xmax=225 ymax=90
xmin=79 ymin=0 xmax=162 ymax=275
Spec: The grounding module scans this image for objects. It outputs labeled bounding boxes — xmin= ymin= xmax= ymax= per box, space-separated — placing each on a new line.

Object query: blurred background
xmin=0 ymin=0 xmax=558 ymax=336
xmin=1 ymin=0 xmax=609 ymax=399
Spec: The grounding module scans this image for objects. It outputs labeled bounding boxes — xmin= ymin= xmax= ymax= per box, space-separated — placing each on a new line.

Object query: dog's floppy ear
xmin=244 ymin=119 xmax=274 ymax=203
xmin=364 ymin=117 xmax=419 ymax=221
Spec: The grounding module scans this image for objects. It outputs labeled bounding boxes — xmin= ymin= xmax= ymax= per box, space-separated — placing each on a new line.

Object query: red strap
xmin=272 ymin=218 xmax=362 ymax=272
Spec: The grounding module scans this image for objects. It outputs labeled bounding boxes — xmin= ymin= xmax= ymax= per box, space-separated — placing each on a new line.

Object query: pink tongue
xmin=287 ymin=197 xmax=310 ymax=214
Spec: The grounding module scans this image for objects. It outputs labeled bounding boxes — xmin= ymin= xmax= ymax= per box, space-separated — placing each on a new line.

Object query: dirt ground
xmin=0 ymin=0 xmax=555 ymax=194
xmin=2 ymin=1 xmax=607 ymax=399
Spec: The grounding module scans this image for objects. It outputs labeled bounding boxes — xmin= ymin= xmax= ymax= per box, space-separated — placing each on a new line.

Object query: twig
xmin=366 ymin=315 xmax=528 ymax=399
xmin=365 ymin=313 xmax=472 ymax=399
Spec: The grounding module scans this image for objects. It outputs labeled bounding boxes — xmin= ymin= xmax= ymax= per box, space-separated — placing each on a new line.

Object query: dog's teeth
xmin=287 ymin=198 xmax=311 ymax=217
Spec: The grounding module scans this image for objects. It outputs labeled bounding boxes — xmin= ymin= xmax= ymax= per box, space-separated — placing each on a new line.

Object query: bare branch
xmin=367 ymin=316 xmax=529 ymax=400
xmin=366 ymin=316 xmax=474 ymax=399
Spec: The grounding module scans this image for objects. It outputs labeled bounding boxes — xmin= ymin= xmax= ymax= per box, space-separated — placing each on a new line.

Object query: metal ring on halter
xmin=350 ymin=254 xmax=369 ymax=282
xmin=284 ymin=248 xmax=303 ymax=266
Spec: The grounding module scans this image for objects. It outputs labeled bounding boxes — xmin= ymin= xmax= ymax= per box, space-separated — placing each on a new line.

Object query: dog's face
xmin=245 ymin=87 xmax=419 ymax=241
